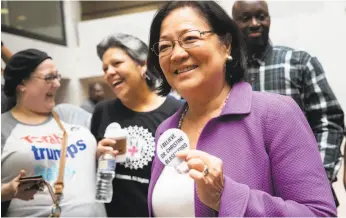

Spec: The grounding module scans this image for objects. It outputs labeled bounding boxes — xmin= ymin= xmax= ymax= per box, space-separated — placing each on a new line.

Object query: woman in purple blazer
xmin=146 ymin=1 xmax=337 ymax=217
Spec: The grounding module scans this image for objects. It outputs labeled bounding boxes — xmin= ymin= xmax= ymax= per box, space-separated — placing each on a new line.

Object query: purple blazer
xmin=148 ymin=82 xmax=336 ymax=217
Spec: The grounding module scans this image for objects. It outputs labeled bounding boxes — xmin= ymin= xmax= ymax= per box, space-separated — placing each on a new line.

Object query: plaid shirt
xmin=247 ymin=43 xmax=345 ymax=181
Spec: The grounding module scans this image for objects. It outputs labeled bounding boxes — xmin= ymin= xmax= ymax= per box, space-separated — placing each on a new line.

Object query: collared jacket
xmin=148 ymin=81 xmax=336 ymax=217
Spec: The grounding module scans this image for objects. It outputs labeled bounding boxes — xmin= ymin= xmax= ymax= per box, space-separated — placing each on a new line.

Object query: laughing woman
xmin=1 ymin=49 xmax=106 ymax=217
xmin=91 ymin=33 xmax=182 ymax=217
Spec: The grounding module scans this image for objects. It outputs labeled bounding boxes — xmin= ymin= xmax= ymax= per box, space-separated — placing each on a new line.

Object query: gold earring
xmin=226 ymin=55 xmax=233 ymax=61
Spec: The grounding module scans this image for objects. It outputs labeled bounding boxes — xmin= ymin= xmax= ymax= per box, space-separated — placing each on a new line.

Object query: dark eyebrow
xmin=44 ymin=70 xmax=58 ymax=75
xmin=255 ymin=9 xmax=268 ymax=14
xmin=241 ymin=12 xmax=252 ymax=16
xmin=242 ymin=9 xmax=267 ymax=15
xmin=160 ymin=28 xmax=194 ymax=40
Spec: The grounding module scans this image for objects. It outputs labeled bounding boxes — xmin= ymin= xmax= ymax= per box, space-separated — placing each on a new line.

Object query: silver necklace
xmin=177 ymin=92 xmax=231 ymax=129
xmin=174 ymin=93 xmax=230 ymax=174
xmin=177 ymin=106 xmax=188 ymax=129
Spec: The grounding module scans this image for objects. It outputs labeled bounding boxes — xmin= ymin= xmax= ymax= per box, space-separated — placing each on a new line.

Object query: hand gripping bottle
xmin=95 ymin=123 xmax=128 ymax=202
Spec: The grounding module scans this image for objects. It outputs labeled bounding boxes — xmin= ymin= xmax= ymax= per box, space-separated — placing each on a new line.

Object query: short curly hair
xmin=97 ymin=33 xmax=158 ymax=91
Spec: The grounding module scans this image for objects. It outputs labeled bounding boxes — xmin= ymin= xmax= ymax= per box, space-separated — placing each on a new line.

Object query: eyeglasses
xmin=152 ymin=30 xmax=213 ymax=57
xmin=31 ymin=73 xmax=62 ymax=84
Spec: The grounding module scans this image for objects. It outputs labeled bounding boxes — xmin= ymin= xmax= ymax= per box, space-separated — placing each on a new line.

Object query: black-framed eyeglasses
xmin=152 ymin=30 xmax=213 ymax=57
xmin=31 ymin=73 xmax=62 ymax=84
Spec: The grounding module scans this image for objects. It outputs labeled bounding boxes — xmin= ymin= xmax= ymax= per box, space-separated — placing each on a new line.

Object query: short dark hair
xmin=4 ymin=49 xmax=51 ymax=97
xmin=147 ymin=1 xmax=248 ymax=96
xmin=97 ymin=32 xmax=157 ymax=90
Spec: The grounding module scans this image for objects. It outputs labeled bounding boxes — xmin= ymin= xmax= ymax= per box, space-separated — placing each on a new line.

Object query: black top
xmin=91 ymin=96 xmax=182 ymax=217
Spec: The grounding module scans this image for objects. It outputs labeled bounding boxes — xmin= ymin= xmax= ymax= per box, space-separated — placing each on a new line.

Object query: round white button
xmin=157 ymin=128 xmax=189 ymax=167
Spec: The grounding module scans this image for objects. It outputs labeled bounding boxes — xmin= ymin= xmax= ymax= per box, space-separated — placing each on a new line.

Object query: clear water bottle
xmin=95 ymin=152 xmax=116 ymax=203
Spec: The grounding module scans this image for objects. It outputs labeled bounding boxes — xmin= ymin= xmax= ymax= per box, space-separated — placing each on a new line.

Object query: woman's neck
xmin=184 ymin=84 xmax=231 ymax=120
xmin=121 ymin=85 xmax=165 ymax=112
xmin=11 ymin=104 xmax=50 ymax=125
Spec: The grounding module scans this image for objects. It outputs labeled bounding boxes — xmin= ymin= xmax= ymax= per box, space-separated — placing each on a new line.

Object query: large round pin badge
xmin=157 ymin=128 xmax=190 ymax=167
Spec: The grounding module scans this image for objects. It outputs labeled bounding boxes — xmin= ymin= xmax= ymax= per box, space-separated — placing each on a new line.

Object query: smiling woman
xmin=3 ymin=49 xmax=60 ymax=115
xmin=91 ymin=33 xmax=183 ymax=217
xmin=1 ymin=49 xmax=107 ymax=217
xmin=146 ymin=1 xmax=337 ymax=217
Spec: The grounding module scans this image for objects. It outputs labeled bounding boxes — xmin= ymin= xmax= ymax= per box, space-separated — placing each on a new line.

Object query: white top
xmin=152 ymin=163 xmax=195 ymax=217
xmin=1 ymin=111 xmax=106 ymax=217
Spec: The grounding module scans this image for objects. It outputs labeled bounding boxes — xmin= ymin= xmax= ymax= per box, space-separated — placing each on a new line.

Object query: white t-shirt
xmin=152 ymin=164 xmax=195 ymax=217
xmin=1 ymin=106 xmax=106 ymax=217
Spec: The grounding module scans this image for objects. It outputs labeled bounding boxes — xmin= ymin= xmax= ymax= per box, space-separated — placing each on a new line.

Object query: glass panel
xmin=1 ymin=1 xmax=66 ymax=45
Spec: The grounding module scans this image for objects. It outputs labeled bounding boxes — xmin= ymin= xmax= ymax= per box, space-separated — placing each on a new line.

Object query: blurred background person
xmin=55 ymin=103 xmax=92 ymax=129
xmin=344 ymin=132 xmax=346 ymax=190
xmin=1 ymin=41 xmax=12 ymax=64
xmin=80 ymin=81 xmax=105 ymax=113
xmin=92 ymin=33 xmax=182 ymax=217
xmin=232 ymin=0 xmax=345 ymax=207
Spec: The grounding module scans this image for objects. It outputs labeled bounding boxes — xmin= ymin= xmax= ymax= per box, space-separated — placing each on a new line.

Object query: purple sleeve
xmin=218 ymin=96 xmax=336 ymax=217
